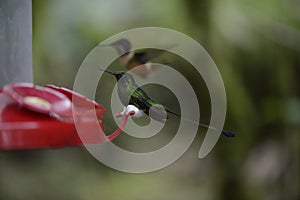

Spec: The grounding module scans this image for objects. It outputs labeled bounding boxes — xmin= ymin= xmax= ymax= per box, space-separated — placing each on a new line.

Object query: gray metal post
xmin=0 ymin=0 xmax=33 ymax=87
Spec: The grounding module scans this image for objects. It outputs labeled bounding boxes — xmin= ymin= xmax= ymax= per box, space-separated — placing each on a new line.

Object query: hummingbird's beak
xmin=98 ymin=68 xmax=116 ymax=75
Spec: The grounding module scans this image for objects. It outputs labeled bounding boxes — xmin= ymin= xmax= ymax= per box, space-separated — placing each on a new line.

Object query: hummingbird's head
xmin=98 ymin=68 xmax=134 ymax=82
xmin=113 ymin=71 xmax=126 ymax=81
xmin=113 ymin=72 xmax=136 ymax=86
xmin=98 ymin=68 xmax=133 ymax=80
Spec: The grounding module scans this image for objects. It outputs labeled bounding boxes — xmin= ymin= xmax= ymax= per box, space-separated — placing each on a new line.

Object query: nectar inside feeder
xmin=3 ymin=82 xmax=72 ymax=118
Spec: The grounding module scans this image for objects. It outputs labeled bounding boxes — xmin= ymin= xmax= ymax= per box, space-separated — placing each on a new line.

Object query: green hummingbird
xmin=99 ymin=68 xmax=170 ymax=122
xmin=99 ymin=68 xmax=235 ymax=137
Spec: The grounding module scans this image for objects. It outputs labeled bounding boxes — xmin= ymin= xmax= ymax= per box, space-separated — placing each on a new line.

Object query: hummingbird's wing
xmin=128 ymin=88 xmax=153 ymax=112
xmin=133 ymin=52 xmax=149 ymax=64
xmin=125 ymin=54 xmax=154 ymax=77
xmin=141 ymin=96 xmax=168 ymax=123
xmin=134 ymin=49 xmax=170 ymax=64
xmin=129 ymin=88 xmax=167 ymax=123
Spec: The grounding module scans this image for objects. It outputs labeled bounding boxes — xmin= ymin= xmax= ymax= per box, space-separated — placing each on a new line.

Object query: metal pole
xmin=0 ymin=0 xmax=33 ymax=87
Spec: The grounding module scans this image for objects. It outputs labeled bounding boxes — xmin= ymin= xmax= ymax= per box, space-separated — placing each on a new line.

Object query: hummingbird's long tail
xmin=166 ymin=109 xmax=235 ymax=137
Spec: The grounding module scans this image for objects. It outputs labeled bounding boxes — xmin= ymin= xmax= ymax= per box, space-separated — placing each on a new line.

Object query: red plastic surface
xmin=0 ymin=83 xmax=127 ymax=150
xmin=0 ymin=102 xmax=76 ymax=149
xmin=45 ymin=84 xmax=106 ymax=118
xmin=3 ymin=83 xmax=72 ymax=117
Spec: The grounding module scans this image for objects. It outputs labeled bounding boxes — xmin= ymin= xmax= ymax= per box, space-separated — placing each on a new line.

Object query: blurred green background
xmin=1 ymin=0 xmax=300 ymax=199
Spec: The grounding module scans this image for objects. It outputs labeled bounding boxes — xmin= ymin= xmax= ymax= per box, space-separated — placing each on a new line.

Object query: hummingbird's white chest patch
xmin=121 ymin=105 xmax=144 ymax=118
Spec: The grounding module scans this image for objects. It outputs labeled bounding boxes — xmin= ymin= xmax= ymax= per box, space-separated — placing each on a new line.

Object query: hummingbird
xmin=98 ymin=38 xmax=175 ymax=77
xmin=99 ymin=68 xmax=235 ymax=137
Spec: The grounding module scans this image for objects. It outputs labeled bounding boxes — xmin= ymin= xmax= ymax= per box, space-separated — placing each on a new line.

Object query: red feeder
xmin=0 ymin=82 xmax=129 ymax=150
xmin=45 ymin=84 xmax=105 ymax=119
xmin=3 ymin=83 xmax=72 ymax=117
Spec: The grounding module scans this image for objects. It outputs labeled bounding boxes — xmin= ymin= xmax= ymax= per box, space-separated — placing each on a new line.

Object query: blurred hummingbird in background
xmin=98 ymin=38 xmax=175 ymax=77
xmin=98 ymin=68 xmax=235 ymax=137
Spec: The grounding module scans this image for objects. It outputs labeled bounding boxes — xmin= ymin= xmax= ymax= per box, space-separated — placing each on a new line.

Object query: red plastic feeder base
xmin=0 ymin=83 xmax=127 ymax=150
